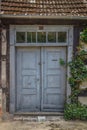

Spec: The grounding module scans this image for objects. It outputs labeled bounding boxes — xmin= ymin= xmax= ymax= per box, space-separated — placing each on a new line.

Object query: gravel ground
xmin=0 ymin=120 xmax=87 ymax=130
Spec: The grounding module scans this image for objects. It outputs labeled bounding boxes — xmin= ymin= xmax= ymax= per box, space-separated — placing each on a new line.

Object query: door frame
xmin=10 ymin=25 xmax=73 ymax=113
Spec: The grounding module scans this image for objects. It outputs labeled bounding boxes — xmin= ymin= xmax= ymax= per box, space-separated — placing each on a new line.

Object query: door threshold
xmin=14 ymin=112 xmax=64 ymax=116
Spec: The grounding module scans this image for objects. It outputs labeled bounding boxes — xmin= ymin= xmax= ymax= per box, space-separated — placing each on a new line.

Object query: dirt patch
xmin=0 ymin=120 xmax=87 ymax=130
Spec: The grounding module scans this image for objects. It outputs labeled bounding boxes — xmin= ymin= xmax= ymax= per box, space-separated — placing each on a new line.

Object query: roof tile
xmin=0 ymin=0 xmax=87 ymax=17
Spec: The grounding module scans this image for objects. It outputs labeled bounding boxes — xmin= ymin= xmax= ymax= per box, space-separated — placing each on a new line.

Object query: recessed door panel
xmin=42 ymin=47 xmax=66 ymax=111
xmin=16 ymin=47 xmax=66 ymax=112
xmin=16 ymin=47 xmax=40 ymax=112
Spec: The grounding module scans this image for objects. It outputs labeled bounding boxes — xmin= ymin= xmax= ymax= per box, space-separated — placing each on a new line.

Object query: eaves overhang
xmin=0 ymin=14 xmax=87 ymax=20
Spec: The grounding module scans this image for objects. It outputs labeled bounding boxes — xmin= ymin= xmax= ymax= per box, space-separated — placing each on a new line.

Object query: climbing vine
xmin=60 ymin=44 xmax=87 ymax=103
xmin=69 ymin=28 xmax=87 ymax=103
xmin=68 ymin=48 xmax=87 ymax=103
xmin=80 ymin=28 xmax=87 ymax=43
xmin=60 ymin=28 xmax=87 ymax=120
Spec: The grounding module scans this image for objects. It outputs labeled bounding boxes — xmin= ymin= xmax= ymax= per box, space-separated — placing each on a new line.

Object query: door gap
xmin=40 ymin=47 xmax=42 ymax=111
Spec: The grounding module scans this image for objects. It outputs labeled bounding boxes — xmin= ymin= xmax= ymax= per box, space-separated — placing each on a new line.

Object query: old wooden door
xmin=16 ymin=47 xmax=40 ymax=112
xmin=16 ymin=47 xmax=66 ymax=112
xmin=42 ymin=47 xmax=66 ymax=111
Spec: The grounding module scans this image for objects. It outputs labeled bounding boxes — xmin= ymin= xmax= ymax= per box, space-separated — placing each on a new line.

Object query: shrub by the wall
xmin=64 ymin=103 xmax=87 ymax=120
xmin=64 ymin=28 xmax=87 ymax=120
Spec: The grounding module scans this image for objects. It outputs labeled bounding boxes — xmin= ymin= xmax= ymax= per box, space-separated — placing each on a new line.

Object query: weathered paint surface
xmin=16 ymin=47 xmax=66 ymax=112
xmin=0 ymin=22 xmax=83 ymax=113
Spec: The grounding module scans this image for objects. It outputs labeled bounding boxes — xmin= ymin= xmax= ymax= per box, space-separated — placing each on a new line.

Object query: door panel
xmin=42 ymin=47 xmax=66 ymax=111
xmin=16 ymin=47 xmax=40 ymax=112
xmin=16 ymin=47 xmax=66 ymax=112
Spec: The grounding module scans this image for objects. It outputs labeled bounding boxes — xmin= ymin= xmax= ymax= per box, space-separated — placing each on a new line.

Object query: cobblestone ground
xmin=0 ymin=120 xmax=87 ymax=130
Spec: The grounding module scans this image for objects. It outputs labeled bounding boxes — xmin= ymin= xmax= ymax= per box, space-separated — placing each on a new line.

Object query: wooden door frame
xmin=9 ymin=25 xmax=73 ymax=113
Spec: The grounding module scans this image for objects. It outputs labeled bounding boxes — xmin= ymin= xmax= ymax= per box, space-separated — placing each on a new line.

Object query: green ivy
xmin=68 ymin=49 xmax=87 ymax=103
xmin=80 ymin=28 xmax=87 ymax=43
xmin=59 ymin=28 xmax=87 ymax=120
xmin=59 ymin=58 xmax=66 ymax=66
xmin=63 ymin=28 xmax=87 ymax=120
xmin=64 ymin=103 xmax=87 ymax=120
xmin=60 ymin=48 xmax=87 ymax=103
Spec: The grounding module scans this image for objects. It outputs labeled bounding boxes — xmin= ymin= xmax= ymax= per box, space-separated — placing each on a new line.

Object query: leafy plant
xmin=64 ymin=103 xmax=87 ymax=120
xmin=68 ymin=49 xmax=87 ymax=103
xmin=62 ymin=28 xmax=87 ymax=120
xmin=59 ymin=58 xmax=66 ymax=66
xmin=60 ymin=49 xmax=87 ymax=103
xmin=80 ymin=28 xmax=87 ymax=43
xmin=60 ymin=28 xmax=87 ymax=120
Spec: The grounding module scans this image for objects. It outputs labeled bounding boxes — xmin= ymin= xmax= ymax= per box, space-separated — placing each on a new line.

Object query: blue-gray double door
xmin=16 ymin=47 xmax=66 ymax=112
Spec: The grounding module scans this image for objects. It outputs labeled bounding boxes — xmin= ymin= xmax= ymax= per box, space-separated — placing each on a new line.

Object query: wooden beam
xmin=1 ymin=18 xmax=87 ymax=26
xmin=73 ymin=26 xmax=80 ymax=54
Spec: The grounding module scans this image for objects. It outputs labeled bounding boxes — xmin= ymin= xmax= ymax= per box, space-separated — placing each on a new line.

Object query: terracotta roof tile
xmin=0 ymin=0 xmax=87 ymax=17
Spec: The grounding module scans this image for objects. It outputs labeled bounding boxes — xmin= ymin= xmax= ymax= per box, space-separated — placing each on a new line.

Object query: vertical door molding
xmin=10 ymin=25 xmax=15 ymax=45
xmin=10 ymin=45 xmax=15 ymax=113
xmin=66 ymin=46 xmax=73 ymax=103
xmin=41 ymin=47 xmax=44 ymax=111
xmin=10 ymin=26 xmax=16 ymax=113
xmin=66 ymin=27 xmax=73 ymax=103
